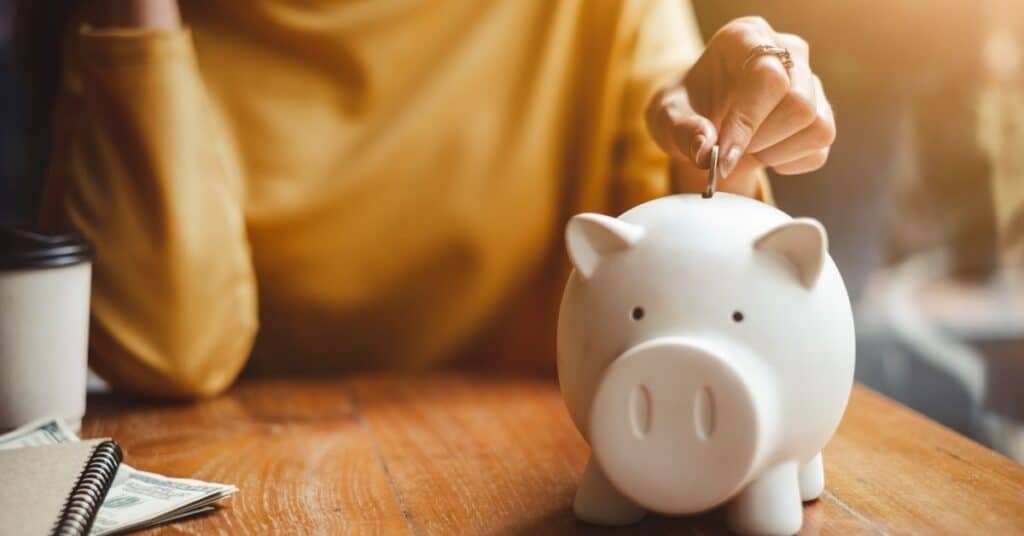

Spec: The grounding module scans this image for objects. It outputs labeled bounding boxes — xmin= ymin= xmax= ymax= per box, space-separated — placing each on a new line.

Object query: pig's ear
xmin=566 ymin=213 xmax=644 ymax=279
xmin=753 ymin=218 xmax=828 ymax=290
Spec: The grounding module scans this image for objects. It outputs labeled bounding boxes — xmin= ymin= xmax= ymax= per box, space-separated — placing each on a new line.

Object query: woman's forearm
xmin=45 ymin=21 xmax=258 ymax=399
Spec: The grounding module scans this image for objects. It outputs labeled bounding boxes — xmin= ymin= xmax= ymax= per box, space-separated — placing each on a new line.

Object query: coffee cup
xmin=0 ymin=226 xmax=92 ymax=433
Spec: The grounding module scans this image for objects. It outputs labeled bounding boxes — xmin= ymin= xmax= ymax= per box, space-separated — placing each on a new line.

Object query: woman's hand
xmin=647 ymin=17 xmax=835 ymax=190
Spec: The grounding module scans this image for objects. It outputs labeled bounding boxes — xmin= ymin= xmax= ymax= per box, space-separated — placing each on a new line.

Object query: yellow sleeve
xmin=45 ymin=28 xmax=257 ymax=398
xmin=614 ymin=0 xmax=771 ymax=210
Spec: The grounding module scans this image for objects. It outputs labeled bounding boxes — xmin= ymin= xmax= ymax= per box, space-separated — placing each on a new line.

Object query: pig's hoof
xmin=726 ymin=462 xmax=802 ymax=536
xmin=799 ymin=452 xmax=825 ymax=502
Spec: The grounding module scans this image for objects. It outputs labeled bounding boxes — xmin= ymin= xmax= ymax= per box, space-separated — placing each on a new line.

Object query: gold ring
xmin=742 ymin=44 xmax=794 ymax=70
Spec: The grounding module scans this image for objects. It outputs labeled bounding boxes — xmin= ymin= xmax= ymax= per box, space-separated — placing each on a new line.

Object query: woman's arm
xmin=42 ymin=0 xmax=258 ymax=398
xmin=613 ymin=0 xmax=776 ymax=208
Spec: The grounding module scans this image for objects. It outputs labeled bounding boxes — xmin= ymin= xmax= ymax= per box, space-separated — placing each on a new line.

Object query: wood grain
xmin=84 ymin=380 xmax=409 ymax=534
xmin=81 ymin=377 xmax=1024 ymax=535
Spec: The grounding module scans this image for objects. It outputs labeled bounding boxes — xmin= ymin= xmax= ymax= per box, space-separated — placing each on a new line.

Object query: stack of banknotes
xmin=0 ymin=418 xmax=238 ymax=535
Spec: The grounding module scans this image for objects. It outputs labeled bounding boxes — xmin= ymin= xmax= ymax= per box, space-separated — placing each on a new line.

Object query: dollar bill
xmin=0 ymin=418 xmax=238 ymax=535
xmin=0 ymin=416 xmax=78 ymax=448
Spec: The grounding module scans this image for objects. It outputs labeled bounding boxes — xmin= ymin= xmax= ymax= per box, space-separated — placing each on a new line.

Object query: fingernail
xmin=690 ymin=134 xmax=707 ymax=163
xmin=720 ymin=146 xmax=742 ymax=178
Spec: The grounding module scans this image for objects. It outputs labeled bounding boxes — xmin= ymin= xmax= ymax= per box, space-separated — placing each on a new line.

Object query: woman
xmin=33 ymin=0 xmax=834 ymax=397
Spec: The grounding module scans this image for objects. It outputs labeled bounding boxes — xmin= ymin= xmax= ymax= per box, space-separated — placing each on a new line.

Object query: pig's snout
xmin=588 ymin=337 xmax=771 ymax=515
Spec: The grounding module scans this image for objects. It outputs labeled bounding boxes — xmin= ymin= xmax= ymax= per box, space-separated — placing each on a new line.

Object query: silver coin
xmin=703 ymin=144 xmax=719 ymax=199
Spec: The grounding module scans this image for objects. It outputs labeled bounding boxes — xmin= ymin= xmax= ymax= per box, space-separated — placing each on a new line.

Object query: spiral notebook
xmin=0 ymin=438 xmax=123 ymax=536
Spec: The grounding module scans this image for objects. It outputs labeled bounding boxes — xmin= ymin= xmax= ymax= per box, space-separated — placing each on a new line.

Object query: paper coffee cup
xmin=0 ymin=226 xmax=92 ymax=433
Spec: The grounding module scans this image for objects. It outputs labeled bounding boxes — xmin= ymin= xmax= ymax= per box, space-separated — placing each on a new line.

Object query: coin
xmin=703 ymin=144 xmax=719 ymax=199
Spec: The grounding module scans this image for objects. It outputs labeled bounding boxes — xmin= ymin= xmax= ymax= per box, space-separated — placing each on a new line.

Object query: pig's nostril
xmin=694 ymin=385 xmax=716 ymax=441
xmin=628 ymin=384 xmax=652 ymax=439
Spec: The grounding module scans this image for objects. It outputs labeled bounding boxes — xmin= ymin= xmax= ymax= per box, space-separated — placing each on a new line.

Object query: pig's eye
xmin=732 ymin=310 xmax=744 ymax=323
xmin=631 ymin=306 xmax=645 ymax=321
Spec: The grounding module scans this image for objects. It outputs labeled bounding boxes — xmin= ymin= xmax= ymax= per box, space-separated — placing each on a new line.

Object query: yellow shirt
xmin=45 ymin=0 xmax=710 ymax=397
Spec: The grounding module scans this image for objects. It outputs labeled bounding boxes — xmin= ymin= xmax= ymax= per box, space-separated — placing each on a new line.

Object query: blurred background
xmin=694 ymin=0 xmax=1024 ymax=463
xmin=1 ymin=1 xmax=1022 ymax=462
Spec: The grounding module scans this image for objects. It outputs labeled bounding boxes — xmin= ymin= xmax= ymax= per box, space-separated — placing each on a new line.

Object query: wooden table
xmin=82 ymin=375 xmax=1024 ymax=535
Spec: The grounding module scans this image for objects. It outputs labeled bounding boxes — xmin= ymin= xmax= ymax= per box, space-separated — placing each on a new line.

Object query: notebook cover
xmin=0 ymin=439 xmax=115 ymax=535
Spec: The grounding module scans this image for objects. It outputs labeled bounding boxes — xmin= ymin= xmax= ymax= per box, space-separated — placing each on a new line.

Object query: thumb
xmin=646 ymin=87 xmax=718 ymax=168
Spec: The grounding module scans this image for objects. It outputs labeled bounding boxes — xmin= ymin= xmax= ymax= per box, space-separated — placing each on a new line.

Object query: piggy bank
xmin=557 ymin=193 xmax=855 ymax=536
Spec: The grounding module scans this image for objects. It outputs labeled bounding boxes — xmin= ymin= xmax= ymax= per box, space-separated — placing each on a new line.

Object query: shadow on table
xmin=502 ymin=504 xmax=732 ymax=535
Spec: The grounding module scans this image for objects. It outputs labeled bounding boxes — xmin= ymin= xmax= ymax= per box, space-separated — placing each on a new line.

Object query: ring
xmin=742 ymin=44 xmax=794 ymax=70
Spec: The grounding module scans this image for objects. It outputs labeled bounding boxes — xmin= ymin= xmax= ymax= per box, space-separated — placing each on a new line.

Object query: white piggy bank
xmin=557 ymin=193 xmax=855 ymax=536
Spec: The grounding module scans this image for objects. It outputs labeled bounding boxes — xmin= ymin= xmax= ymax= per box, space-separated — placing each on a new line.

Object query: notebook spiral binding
xmin=52 ymin=440 xmax=123 ymax=536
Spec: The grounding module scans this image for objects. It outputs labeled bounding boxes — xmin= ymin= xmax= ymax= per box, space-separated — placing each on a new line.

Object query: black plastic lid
xmin=0 ymin=226 xmax=92 ymax=270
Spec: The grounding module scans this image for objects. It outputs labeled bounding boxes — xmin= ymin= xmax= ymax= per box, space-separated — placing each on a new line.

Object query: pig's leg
xmin=799 ymin=452 xmax=825 ymax=501
xmin=726 ymin=461 xmax=802 ymax=536
xmin=573 ymin=456 xmax=646 ymax=525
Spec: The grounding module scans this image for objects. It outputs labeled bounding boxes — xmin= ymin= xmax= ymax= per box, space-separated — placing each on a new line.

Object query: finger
xmin=717 ymin=154 xmax=763 ymax=193
xmin=717 ymin=45 xmax=791 ymax=178
xmin=754 ymin=75 xmax=835 ymax=166
xmin=772 ymin=148 xmax=830 ymax=175
xmin=646 ymin=86 xmax=718 ymax=167
xmin=747 ymin=34 xmax=816 ymax=153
